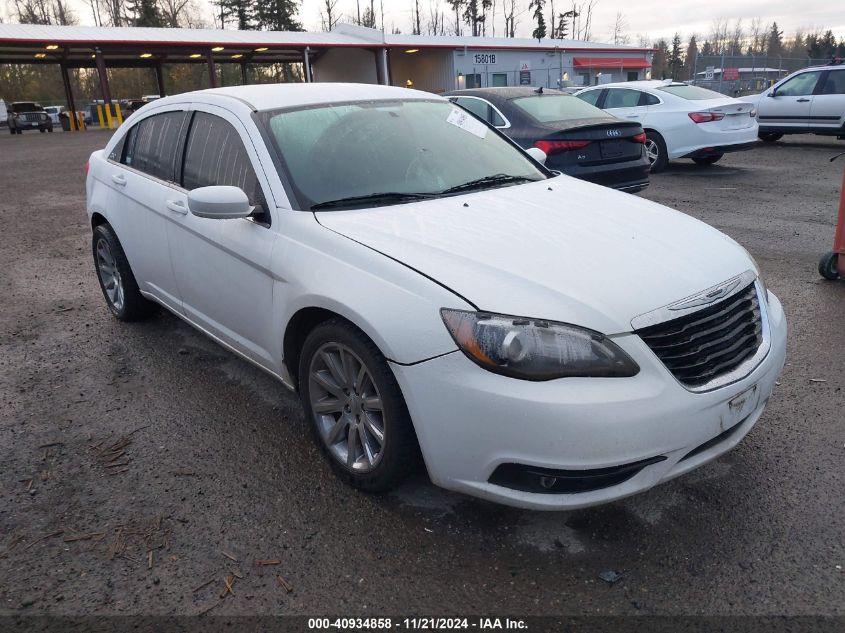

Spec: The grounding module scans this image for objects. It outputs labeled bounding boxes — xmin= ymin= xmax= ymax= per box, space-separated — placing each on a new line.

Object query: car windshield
xmin=657 ymin=85 xmax=725 ymax=100
xmin=12 ymin=102 xmax=40 ymax=112
xmin=259 ymin=99 xmax=546 ymax=210
xmin=511 ymin=94 xmax=609 ymax=123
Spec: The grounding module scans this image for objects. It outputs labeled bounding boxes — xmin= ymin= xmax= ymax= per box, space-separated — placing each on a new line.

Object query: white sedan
xmin=85 ymin=83 xmax=786 ymax=510
xmin=576 ymin=81 xmax=759 ymax=172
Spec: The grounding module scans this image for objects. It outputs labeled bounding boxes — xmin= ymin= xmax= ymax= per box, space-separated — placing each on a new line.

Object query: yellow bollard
xmin=104 ymin=103 xmax=114 ymax=129
xmin=115 ymin=103 xmax=123 ymax=126
xmin=96 ymin=104 xmax=105 ymax=129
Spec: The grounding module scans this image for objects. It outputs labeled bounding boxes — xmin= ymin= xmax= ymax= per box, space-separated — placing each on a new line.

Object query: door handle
xmin=111 ymin=174 xmax=126 ymax=186
xmin=626 ymin=115 xmax=640 ymax=119
xmin=166 ymin=200 xmax=188 ymax=215
xmin=796 ymin=98 xmax=811 ymax=103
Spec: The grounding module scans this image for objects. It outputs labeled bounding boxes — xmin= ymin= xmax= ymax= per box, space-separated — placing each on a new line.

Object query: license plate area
xmin=600 ymin=140 xmax=627 ymax=159
xmin=725 ymin=384 xmax=760 ymax=428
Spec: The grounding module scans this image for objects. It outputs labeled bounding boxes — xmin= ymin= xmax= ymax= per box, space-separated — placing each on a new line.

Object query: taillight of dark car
xmin=632 ymin=132 xmax=647 ymax=143
xmin=533 ymin=139 xmax=591 ymax=155
xmin=688 ymin=112 xmax=725 ymax=124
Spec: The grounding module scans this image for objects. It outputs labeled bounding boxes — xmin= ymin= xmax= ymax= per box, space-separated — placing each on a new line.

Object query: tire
xmin=645 ymin=131 xmax=669 ymax=173
xmin=48 ymin=127 xmax=53 ymax=133
xmin=759 ymin=132 xmax=783 ymax=142
xmin=693 ymin=154 xmax=724 ymax=166
xmin=818 ymin=251 xmax=840 ymax=280
xmin=16 ymin=128 xmax=22 ymax=135
xmin=92 ymin=223 xmax=156 ymax=321
xmin=40 ymin=128 xmax=46 ymax=133
xmin=298 ymin=319 xmax=420 ymax=492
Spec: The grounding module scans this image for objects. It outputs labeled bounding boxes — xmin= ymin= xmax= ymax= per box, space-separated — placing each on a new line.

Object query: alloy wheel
xmin=308 ymin=342 xmax=386 ymax=473
xmin=95 ymin=238 xmax=125 ymax=311
xmin=645 ymin=139 xmax=660 ymax=165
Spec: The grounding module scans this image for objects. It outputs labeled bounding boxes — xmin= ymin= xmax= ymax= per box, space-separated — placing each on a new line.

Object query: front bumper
xmin=391 ymin=292 xmax=787 ymax=510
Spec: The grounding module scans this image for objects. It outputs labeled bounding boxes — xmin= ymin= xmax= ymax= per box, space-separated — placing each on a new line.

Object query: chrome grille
xmin=635 ymin=282 xmax=762 ymax=389
xmin=22 ymin=113 xmax=44 ymax=122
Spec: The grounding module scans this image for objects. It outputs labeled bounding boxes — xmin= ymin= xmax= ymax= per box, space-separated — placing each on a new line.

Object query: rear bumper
xmin=682 ymin=141 xmax=758 ymax=159
xmin=555 ymin=154 xmax=651 ymax=193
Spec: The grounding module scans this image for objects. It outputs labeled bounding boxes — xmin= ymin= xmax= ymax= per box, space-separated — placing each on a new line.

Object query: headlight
xmin=440 ymin=309 xmax=639 ymax=381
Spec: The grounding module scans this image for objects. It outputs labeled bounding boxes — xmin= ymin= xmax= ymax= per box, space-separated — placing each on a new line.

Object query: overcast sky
xmin=16 ymin=0 xmax=845 ymax=44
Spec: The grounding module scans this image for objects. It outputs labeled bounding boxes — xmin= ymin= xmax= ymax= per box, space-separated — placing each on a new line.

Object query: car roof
xmin=445 ymin=87 xmax=568 ymax=100
xmin=580 ymin=80 xmax=687 ymax=91
xmin=157 ymin=83 xmax=442 ymax=112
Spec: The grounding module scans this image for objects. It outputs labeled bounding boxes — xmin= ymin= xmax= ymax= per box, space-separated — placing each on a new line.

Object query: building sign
xmin=519 ymin=71 xmax=531 ymax=85
xmin=722 ymin=67 xmax=740 ymax=81
xmin=520 ymin=60 xmax=530 ymax=71
xmin=704 ymin=66 xmax=715 ymax=80
xmin=472 ymin=53 xmax=497 ymax=65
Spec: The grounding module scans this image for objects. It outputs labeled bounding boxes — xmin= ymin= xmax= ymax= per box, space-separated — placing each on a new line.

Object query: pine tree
xmin=766 ymin=22 xmax=783 ymax=57
xmin=215 ymin=0 xmax=255 ymax=30
xmin=447 ymin=0 xmax=465 ymax=36
xmin=254 ymin=0 xmax=303 ymax=31
xmin=668 ymin=33 xmax=683 ymax=80
xmin=131 ymin=0 xmax=163 ymax=27
xmin=529 ymin=0 xmax=546 ymax=40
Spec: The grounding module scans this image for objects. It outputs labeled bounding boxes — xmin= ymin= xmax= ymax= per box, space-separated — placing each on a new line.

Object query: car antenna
xmin=534 ymin=86 xmax=543 ymax=94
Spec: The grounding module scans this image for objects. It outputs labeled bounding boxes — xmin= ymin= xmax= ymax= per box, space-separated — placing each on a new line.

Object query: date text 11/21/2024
xmin=307 ymin=617 xmax=528 ymax=630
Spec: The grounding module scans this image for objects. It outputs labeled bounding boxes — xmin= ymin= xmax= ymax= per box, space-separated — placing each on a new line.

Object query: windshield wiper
xmin=311 ymin=192 xmax=438 ymax=211
xmin=440 ymin=174 xmax=538 ymax=195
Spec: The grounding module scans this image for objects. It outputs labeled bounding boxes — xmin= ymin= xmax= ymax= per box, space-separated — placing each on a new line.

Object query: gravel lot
xmin=1 ymin=129 xmax=843 ymax=619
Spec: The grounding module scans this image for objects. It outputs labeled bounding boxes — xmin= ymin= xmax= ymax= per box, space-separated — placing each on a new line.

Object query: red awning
xmin=573 ymin=57 xmax=651 ymax=69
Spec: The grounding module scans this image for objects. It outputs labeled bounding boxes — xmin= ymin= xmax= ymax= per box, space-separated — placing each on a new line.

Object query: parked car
xmin=445 ymin=87 xmax=650 ymax=193
xmin=7 ymin=101 xmax=53 ymax=134
xmin=43 ymin=105 xmax=65 ymax=125
xmin=576 ymin=81 xmax=758 ymax=172
xmin=739 ymin=61 xmax=845 ymax=142
xmin=85 ymin=83 xmax=786 ymax=510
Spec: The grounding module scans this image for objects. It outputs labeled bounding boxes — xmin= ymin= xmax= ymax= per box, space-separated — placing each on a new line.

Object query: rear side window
xmin=576 ymin=90 xmax=601 ymax=106
xmin=819 ymin=70 xmax=845 ymax=95
xmin=604 ymin=89 xmax=642 ymax=108
xmin=642 ymin=92 xmax=661 ymax=106
xmin=454 ymin=97 xmax=490 ymax=122
xmin=123 ymin=111 xmax=187 ymax=182
xmin=182 ymin=112 xmax=268 ymax=220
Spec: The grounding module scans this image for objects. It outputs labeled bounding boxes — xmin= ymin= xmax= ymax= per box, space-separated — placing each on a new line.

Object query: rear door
xmin=105 ymin=108 xmax=189 ymax=313
xmin=758 ymin=70 xmax=824 ymax=130
xmin=451 ymin=96 xmax=510 ymax=129
xmin=602 ymin=88 xmax=647 ymax=123
xmin=164 ymin=106 xmax=279 ymax=368
xmin=809 ymin=69 xmax=845 ymax=132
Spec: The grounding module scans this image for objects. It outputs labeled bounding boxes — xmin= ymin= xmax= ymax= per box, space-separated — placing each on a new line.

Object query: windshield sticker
xmin=446 ymin=107 xmax=488 ymax=139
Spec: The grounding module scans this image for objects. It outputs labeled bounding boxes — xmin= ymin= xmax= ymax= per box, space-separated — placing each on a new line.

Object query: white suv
xmin=85 ymin=83 xmax=787 ymax=510
xmin=740 ymin=61 xmax=845 ymax=142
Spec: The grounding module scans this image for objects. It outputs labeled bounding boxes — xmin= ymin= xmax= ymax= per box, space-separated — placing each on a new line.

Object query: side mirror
xmin=187 ymin=186 xmax=253 ymax=219
xmin=526 ymin=147 xmax=547 ymax=165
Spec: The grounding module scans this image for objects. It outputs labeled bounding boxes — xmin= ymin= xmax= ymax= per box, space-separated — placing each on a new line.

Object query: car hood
xmin=315 ymin=177 xmax=755 ymax=334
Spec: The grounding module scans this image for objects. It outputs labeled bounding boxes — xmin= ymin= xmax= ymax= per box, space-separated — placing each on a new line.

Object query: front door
xmin=164 ymin=106 xmax=279 ymax=369
xmin=758 ymin=70 xmax=824 ymax=130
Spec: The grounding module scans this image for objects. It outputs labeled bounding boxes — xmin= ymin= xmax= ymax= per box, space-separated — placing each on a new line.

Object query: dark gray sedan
xmin=444 ymin=87 xmax=650 ymax=193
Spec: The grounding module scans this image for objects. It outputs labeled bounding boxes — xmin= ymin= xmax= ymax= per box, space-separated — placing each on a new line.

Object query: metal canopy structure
xmin=0 ymin=24 xmax=382 ymax=128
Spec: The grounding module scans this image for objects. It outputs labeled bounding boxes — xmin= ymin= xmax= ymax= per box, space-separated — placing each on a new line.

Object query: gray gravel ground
xmin=0 ymin=129 xmax=843 ymax=618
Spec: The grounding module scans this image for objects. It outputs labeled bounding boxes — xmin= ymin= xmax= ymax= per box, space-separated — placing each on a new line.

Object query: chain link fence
xmin=690 ymin=55 xmax=838 ymax=96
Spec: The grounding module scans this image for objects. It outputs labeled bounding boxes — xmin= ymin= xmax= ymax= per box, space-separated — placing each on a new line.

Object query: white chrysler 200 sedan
xmin=85 ymin=83 xmax=786 ymax=510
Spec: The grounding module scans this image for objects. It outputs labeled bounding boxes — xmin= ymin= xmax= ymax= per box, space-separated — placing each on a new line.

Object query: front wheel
xmin=299 ymin=319 xmax=419 ymax=492
xmin=645 ymin=131 xmax=669 ymax=173
xmin=693 ymin=154 xmax=724 ymax=166
xmin=818 ymin=251 xmax=840 ymax=280
xmin=92 ymin=223 xmax=157 ymax=321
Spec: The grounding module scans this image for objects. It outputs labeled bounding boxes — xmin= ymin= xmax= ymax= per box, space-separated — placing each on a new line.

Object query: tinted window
xmin=490 ymin=108 xmax=506 ymax=127
xmin=774 ymin=71 xmax=822 ymax=97
xmin=576 ymin=90 xmax=601 ymax=106
xmin=124 ymin=111 xmax=187 ymax=181
xmin=819 ymin=70 xmax=845 ymax=95
xmin=512 ymin=94 xmax=608 ymax=123
xmin=108 ymin=134 xmax=126 ymax=162
xmin=658 ymin=84 xmax=727 ymax=100
xmin=182 ymin=112 xmax=265 ymax=212
xmin=642 ymin=92 xmax=661 ymax=106
xmin=604 ymin=89 xmax=642 ymax=108
xmin=454 ymin=97 xmax=490 ymax=122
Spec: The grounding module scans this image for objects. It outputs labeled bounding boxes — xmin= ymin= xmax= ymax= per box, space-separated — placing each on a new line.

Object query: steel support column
xmin=94 ymin=48 xmax=112 ymax=105
xmin=240 ymin=62 xmax=248 ymax=85
xmin=155 ymin=61 xmax=166 ymax=97
xmin=375 ymin=47 xmax=390 ymax=85
xmin=206 ymin=50 xmax=218 ymax=88
xmin=59 ymin=61 xmax=77 ymax=130
xmin=302 ymin=46 xmax=313 ymax=82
